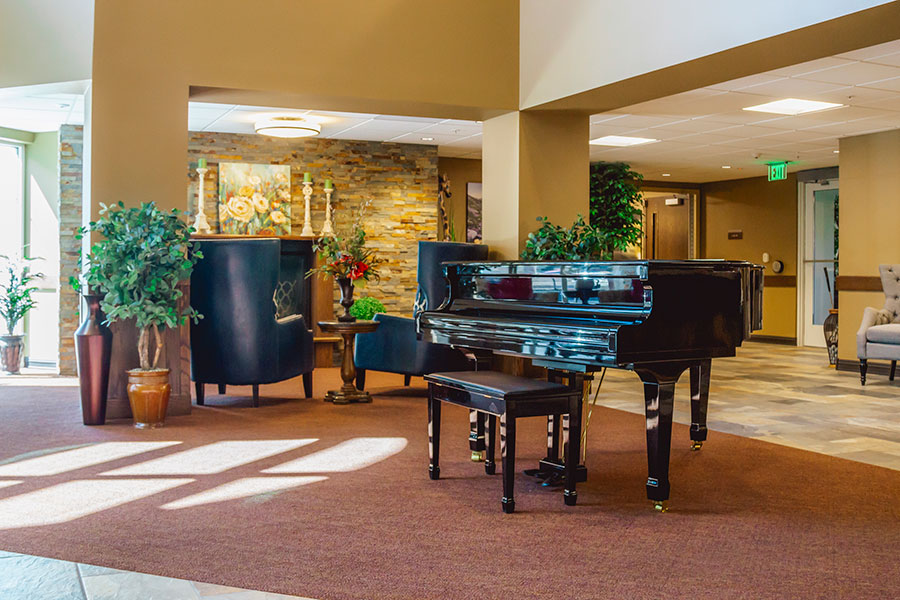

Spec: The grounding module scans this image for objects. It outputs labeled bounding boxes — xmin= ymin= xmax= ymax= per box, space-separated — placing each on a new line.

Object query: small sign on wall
xmin=728 ymin=230 xmax=743 ymax=240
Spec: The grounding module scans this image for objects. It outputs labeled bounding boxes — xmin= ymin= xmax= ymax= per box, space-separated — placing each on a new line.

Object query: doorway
xmin=642 ymin=191 xmax=696 ymax=259
xmin=799 ymin=180 xmax=839 ymax=347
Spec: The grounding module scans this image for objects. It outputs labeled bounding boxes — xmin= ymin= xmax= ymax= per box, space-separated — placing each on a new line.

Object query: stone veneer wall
xmin=58 ymin=125 xmax=83 ymax=375
xmin=187 ymin=133 xmax=439 ymax=315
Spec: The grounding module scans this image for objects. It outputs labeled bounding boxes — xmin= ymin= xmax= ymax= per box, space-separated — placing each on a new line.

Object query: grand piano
xmin=418 ymin=260 xmax=763 ymax=510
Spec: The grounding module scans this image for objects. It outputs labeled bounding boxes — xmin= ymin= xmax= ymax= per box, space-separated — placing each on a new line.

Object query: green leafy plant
xmin=349 ymin=296 xmax=386 ymax=321
xmin=589 ymin=161 xmax=644 ymax=256
xmin=521 ymin=215 xmax=613 ymax=261
xmin=307 ymin=200 xmax=383 ymax=286
xmin=0 ymin=254 xmax=44 ymax=336
xmin=75 ymin=202 xmax=202 ymax=370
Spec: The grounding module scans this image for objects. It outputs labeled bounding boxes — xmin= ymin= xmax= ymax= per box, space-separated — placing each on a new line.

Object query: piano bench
xmin=424 ymin=370 xmax=583 ymax=513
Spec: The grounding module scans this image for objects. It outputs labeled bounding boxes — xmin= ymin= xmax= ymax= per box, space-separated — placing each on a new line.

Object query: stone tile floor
xmin=2 ymin=342 xmax=898 ymax=598
xmin=594 ymin=341 xmax=900 ymax=471
xmin=0 ymin=550 xmax=314 ymax=600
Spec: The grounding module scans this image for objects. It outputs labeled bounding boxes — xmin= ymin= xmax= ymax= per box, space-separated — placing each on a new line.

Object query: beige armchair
xmin=857 ymin=264 xmax=900 ymax=384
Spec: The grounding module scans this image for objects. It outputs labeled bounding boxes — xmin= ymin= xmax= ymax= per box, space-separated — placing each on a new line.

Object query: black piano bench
xmin=425 ymin=370 xmax=583 ymax=514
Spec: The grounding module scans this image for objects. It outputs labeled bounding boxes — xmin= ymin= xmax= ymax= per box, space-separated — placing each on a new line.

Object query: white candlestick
xmin=192 ymin=167 xmax=211 ymax=234
xmin=320 ymin=187 xmax=334 ymax=236
xmin=301 ymin=180 xmax=315 ymax=236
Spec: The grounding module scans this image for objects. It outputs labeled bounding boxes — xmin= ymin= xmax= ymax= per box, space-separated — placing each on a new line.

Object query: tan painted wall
xmin=837 ymin=129 xmax=900 ymax=361
xmin=702 ymin=174 xmax=798 ymax=338
xmin=437 ymin=157 xmax=481 ymax=242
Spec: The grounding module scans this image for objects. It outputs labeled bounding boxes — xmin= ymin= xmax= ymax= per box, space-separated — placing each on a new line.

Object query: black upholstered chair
xmin=190 ymin=239 xmax=314 ymax=406
xmin=354 ymin=241 xmax=490 ymax=390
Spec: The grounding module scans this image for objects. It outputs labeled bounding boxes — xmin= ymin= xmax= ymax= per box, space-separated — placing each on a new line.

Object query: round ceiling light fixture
xmin=255 ymin=116 xmax=321 ymax=138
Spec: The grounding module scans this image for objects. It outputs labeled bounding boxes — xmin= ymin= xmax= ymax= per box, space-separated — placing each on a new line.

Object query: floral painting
xmin=218 ymin=162 xmax=292 ymax=235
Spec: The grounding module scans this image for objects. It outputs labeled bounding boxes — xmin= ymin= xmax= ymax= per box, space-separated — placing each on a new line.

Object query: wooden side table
xmin=317 ymin=320 xmax=379 ymax=404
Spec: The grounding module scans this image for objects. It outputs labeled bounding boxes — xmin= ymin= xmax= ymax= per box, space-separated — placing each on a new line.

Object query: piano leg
xmin=469 ymin=410 xmax=486 ymax=461
xmin=564 ymin=397 xmax=581 ymax=506
xmin=485 ymin=414 xmax=497 ymax=475
xmin=689 ymin=360 xmax=711 ymax=451
xmin=500 ymin=411 xmax=516 ymax=513
xmin=428 ymin=384 xmax=441 ymax=480
xmin=637 ymin=366 xmax=684 ymax=512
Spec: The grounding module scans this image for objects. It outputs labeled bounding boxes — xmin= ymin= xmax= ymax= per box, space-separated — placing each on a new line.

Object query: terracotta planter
xmin=0 ymin=335 xmax=24 ymax=374
xmin=337 ymin=277 xmax=356 ymax=322
xmin=74 ymin=294 xmax=113 ymax=425
xmin=126 ymin=368 xmax=171 ymax=429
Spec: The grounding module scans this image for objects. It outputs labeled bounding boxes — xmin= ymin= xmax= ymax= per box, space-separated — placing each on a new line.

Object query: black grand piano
xmin=418 ymin=259 xmax=763 ymax=509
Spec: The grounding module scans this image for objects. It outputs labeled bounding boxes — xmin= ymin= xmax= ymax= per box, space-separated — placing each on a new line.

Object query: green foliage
xmin=521 ymin=215 xmax=614 ymax=261
xmin=589 ymin=161 xmax=644 ymax=256
xmin=308 ymin=200 xmax=383 ymax=287
xmin=0 ymin=254 xmax=44 ymax=336
xmin=76 ymin=202 xmax=202 ymax=369
xmin=349 ymin=296 xmax=386 ymax=321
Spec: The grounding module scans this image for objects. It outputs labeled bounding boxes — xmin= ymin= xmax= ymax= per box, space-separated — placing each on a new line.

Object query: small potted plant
xmin=0 ymin=254 xmax=43 ymax=374
xmin=80 ymin=202 xmax=202 ymax=428
xmin=349 ymin=296 xmax=386 ymax=321
xmin=308 ymin=201 xmax=383 ymax=322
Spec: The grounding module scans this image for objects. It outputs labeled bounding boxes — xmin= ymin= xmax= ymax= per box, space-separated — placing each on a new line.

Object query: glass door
xmin=801 ymin=180 xmax=838 ymax=347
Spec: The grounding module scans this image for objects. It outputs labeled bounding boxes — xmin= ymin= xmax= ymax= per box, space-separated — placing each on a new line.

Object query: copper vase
xmin=337 ymin=277 xmax=356 ymax=322
xmin=74 ymin=294 xmax=112 ymax=425
xmin=127 ymin=368 xmax=171 ymax=429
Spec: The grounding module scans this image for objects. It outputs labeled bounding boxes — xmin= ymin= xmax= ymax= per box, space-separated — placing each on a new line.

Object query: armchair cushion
xmin=866 ymin=324 xmax=900 ymax=345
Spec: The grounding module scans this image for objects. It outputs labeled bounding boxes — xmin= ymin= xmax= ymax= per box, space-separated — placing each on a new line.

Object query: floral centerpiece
xmin=307 ymin=201 xmax=383 ymax=322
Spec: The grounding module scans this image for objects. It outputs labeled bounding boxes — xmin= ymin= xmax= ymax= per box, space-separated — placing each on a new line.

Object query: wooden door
xmin=644 ymin=196 xmax=690 ymax=259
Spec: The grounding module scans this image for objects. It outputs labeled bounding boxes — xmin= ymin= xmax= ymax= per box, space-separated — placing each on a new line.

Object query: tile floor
xmin=2 ymin=341 xmax=897 ymax=598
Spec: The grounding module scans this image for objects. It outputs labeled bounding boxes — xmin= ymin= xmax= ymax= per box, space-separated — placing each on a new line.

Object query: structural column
xmin=482 ymin=111 xmax=590 ymax=258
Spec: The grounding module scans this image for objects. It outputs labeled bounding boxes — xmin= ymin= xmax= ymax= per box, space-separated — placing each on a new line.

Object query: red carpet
xmin=0 ymin=370 xmax=897 ymax=599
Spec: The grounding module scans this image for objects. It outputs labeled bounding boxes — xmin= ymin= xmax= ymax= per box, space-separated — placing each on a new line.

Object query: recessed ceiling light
xmin=589 ymin=135 xmax=659 ymax=147
xmin=254 ymin=116 xmax=321 ymax=138
xmin=421 ymin=137 xmax=434 ymax=141
xmin=662 ymin=173 xmax=671 ymax=177
xmin=743 ymin=98 xmax=844 ymax=116
xmin=722 ymin=165 xmax=731 ymax=169
xmin=833 ymin=150 xmax=840 ymax=154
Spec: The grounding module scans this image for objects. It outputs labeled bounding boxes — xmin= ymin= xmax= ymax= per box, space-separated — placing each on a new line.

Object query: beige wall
xmin=702 ymin=174 xmax=798 ymax=339
xmin=437 ymin=157 xmax=481 ymax=242
xmin=838 ymin=129 xmax=900 ymax=361
xmin=520 ymin=1 xmax=900 ymax=111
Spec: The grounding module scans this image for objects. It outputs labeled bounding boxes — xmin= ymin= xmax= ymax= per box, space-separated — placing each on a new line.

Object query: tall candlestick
xmin=301 ymin=180 xmax=315 ymax=236
xmin=192 ymin=167 xmax=211 ymax=234
xmin=320 ymin=187 xmax=334 ymax=236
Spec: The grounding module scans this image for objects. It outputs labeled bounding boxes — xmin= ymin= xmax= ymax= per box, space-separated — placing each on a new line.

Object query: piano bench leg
xmin=500 ymin=411 xmax=516 ymax=513
xmin=469 ymin=410 xmax=485 ymax=462
xmin=484 ymin=414 xmax=496 ymax=475
xmin=428 ymin=384 xmax=441 ymax=481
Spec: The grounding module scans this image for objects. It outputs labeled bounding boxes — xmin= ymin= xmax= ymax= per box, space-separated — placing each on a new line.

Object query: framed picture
xmin=218 ymin=162 xmax=292 ymax=235
xmin=466 ymin=182 xmax=482 ymax=243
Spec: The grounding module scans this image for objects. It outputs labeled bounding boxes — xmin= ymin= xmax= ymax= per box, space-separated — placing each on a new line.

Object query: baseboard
xmin=749 ymin=334 xmax=797 ymax=345
xmin=836 ymin=358 xmax=895 ymax=376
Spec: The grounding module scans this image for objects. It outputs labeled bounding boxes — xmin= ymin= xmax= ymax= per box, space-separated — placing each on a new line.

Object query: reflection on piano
xmin=418 ymin=260 xmax=763 ymax=510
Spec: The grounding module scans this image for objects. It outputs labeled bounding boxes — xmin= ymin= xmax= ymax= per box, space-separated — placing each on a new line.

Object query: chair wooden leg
xmin=860 ymin=359 xmax=868 ymax=385
xmin=355 ymin=369 xmax=366 ymax=391
xmin=252 ymin=384 xmax=260 ymax=407
xmin=302 ymin=372 xmax=313 ymax=398
xmin=404 ymin=374 xmax=412 ymax=386
xmin=218 ymin=384 xmax=226 ymax=395
xmin=194 ymin=382 xmax=205 ymax=406
xmin=891 ymin=361 xmax=897 ymax=382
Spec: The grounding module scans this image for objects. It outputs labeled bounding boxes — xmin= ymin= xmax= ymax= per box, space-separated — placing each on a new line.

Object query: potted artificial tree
xmin=80 ymin=202 xmax=202 ymax=428
xmin=0 ymin=254 xmax=43 ymax=374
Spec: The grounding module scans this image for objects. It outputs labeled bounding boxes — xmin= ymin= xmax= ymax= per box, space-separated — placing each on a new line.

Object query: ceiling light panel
xmin=589 ymin=135 xmax=659 ymax=146
xmin=743 ymin=98 xmax=845 ymax=115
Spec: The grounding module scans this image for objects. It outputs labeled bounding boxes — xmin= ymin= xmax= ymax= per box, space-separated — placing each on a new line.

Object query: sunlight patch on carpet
xmin=0 ymin=479 xmax=193 ymax=529
xmin=0 ymin=442 xmax=181 ymax=477
xmin=262 ymin=437 xmax=408 ymax=473
xmin=101 ymin=440 xmax=318 ymax=476
xmin=160 ymin=476 xmax=328 ymax=509
xmin=0 ymin=480 xmax=21 ymax=490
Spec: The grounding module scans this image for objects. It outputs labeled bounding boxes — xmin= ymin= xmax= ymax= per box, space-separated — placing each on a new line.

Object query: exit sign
xmin=768 ymin=162 xmax=787 ymax=181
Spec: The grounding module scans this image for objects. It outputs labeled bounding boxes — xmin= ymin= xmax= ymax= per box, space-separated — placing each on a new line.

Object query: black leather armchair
xmin=190 ymin=239 xmax=314 ymax=406
xmin=354 ymin=241 xmax=489 ymax=389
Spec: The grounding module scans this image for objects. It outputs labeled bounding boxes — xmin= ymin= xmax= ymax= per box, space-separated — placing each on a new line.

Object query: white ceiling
xmin=5 ymin=38 xmax=900 ymax=179
xmin=589 ymin=39 xmax=900 ymax=182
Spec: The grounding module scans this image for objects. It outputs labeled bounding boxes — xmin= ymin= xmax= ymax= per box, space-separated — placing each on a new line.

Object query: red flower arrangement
xmin=307 ymin=200 xmax=382 ymax=286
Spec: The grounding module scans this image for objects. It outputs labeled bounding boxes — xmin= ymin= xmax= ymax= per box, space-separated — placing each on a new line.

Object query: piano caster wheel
xmin=690 ymin=440 xmax=703 ymax=451
xmin=470 ymin=451 xmax=485 ymax=462
xmin=653 ymin=501 xmax=669 ymax=513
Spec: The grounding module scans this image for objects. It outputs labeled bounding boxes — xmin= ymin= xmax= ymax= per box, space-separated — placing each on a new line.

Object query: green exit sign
xmin=768 ymin=162 xmax=787 ymax=181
